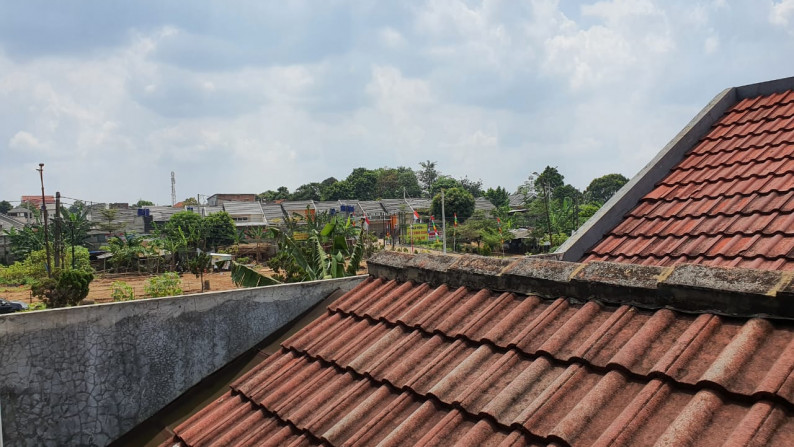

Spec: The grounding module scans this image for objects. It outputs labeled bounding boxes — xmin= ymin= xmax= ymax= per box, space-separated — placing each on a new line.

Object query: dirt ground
xmin=0 ymin=268 xmax=270 ymax=306
xmin=0 ymin=262 xmax=370 ymax=306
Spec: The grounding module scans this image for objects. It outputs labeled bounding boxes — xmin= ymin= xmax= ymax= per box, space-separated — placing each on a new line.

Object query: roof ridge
xmin=367 ymin=253 xmax=794 ymax=319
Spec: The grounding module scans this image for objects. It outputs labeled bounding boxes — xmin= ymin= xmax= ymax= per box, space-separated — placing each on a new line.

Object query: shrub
xmin=111 ymin=281 xmax=135 ymax=301
xmin=31 ymin=268 xmax=94 ymax=308
xmin=0 ymin=245 xmax=91 ymax=286
xmin=145 ymin=272 xmax=183 ymax=297
xmin=235 ymin=256 xmax=251 ymax=265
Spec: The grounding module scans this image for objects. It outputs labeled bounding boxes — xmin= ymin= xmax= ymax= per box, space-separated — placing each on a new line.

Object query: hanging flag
xmin=413 ymin=209 xmax=420 ymax=221
xmin=365 ymin=215 xmax=370 ymax=225
xmin=453 ymin=213 xmax=458 ymax=227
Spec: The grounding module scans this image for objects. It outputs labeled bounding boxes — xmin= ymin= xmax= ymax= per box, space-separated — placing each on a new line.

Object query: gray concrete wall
xmin=0 ymin=276 xmax=365 ymax=447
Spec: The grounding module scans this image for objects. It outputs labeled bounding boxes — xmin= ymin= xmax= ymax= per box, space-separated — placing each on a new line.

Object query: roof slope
xmin=165 ymin=254 xmax=794 ymax=447
xmin=583 ymin=89 xmax=794 ymax=270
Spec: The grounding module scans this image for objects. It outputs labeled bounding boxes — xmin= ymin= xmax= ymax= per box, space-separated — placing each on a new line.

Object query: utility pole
xmin=441 ymin=189 xmax=446 ymax=254
xmin=54 ymin=191 xmax=61 ymax=269
xmin=37 ymin=163 xmax=52 ymax=277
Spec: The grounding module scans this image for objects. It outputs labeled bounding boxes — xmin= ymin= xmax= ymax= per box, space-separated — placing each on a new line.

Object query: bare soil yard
xmin=0 ymin=268 xmax=269 ymax=306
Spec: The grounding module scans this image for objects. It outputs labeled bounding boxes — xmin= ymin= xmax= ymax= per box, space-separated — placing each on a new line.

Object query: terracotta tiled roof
xmin=165 ymin=254 xmax=794 ymax=446
xmin=584 ymin=89 xmax=794 ymax=270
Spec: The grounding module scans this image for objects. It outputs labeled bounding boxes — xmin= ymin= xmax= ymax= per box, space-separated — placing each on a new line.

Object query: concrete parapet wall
xmin=368 ymin=252 xmax=794 ymax=320
xmin=0 ymin=276 xmax=365 ymax=446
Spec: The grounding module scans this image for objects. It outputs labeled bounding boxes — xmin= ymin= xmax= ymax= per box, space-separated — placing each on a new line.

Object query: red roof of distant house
xmin=20 ymin=195 xmax=55 ymax=205
xmin=584 ymin=89 xmax=794 ymax=270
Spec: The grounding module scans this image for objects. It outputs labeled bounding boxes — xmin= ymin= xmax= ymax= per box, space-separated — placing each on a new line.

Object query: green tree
xmin=32 ymin=269 xmax=94 ymax=308
xmin=96 ymin=208 xmax=126 ymax=235
xmin=0 ymin=200 xmax=12 ymax=214
xmin=204 ymin=211 xmax=236 ymax=251
xmin=182 ymin=197 xmax=199 ymax=206
xmin=485 ymin=187 xmax=510 ymax=209
xmin=584 ymin=173 xmax=629 ymax=205
xmin=346 ymin=168 xmax=378 ymax=201
xmin=291 ymin=182 xmax=322 ymax=201
xmin=165 ymin=211 xmax=204 ymax=248
xmin=459 ymin=177 xmax=483 ymax=197
xmin=429 ymin=177 xmax=461 ymax=198
xmin=133 ymin=199 xmax=155 ymax=208
xmin=431 ymin=187 xmax=475 ymax=222
xmin=58 ymin=205 xmax=93 ymax=268
xmin=322 ymin=180 xmax=352 ymax=200
xmin=418 ymin=160 xmax=439 ymax=197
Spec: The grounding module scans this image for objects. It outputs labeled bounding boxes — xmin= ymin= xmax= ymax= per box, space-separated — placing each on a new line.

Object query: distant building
xmin=207 ymin=194 xmax=256 ymax=206
xmin=20 ymin=195 xmax=55 ymax=207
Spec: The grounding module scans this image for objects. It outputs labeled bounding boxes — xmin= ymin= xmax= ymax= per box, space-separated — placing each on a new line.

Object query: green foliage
xmin=459 ymin=177 xmax=483 ymax=198
xmin=230 ymin=262 xmax=282 ymax=287
xmin=144 ymin=272 xmax=183 ymax=297
xmin=0 ymin=200 xmax=11 ymax=214
xmin=96 ymin=208 xmax=126 ymax=234
xmin=0 ymin=246 xmax=91 ymax=285
xmin=4 ymin=225 xmax=45 ymax=259
xmin=23 ymin=301 xmax=47 ymax=312
xmin=485 ymin=186 xmax=510 ymax=209
xmin=105 ymin=233 xmax=147 ymax=272
xmin=265 ymin=211 xmax=367 ymax=283
xmin=235 ymin=256 xmax=251 ymax=264
xmin=111 ymin=281 xmax=135 ymax=301
xmin=182 ymin=197 xmax=199 ymax=206
xmin=58 ymin=205 xmax=93 ymax=268
xmin=204 ymin=212 xmax=236 ymax=251
xmin=418 ymin=160 xmax=439 ymax=196
xmin=32 ymin=268 xmax=94 ymax=308
xmin=165 ymin=211 xmax=204 ymax=247
xmin=431 ymin=187 xmax=475 ymax=222
xmin=584 ymin=173 xmax=629 ymax=205
xmin=133 ymin=199 xmax=155 ymax=207
xmin=429 ymin=177 xmax=461 ymax=198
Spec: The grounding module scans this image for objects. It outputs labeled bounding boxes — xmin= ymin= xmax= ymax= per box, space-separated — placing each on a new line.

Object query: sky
xmin=2 ymin=0 xmax=794 ymax=206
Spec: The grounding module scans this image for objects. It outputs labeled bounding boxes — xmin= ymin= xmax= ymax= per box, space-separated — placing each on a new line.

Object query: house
xmin=158 ymin=76 xmax=794 ymax=446
xmin=207 ymin=193 xmax=257 ymax=206
xmin=0 ymin=214 xmax=25 ymax=264
xmin=222 ymin=201 xmax=266 ymax=226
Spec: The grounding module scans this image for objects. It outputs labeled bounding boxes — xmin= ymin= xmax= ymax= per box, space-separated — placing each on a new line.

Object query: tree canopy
xmin=584 ymin=173 xmax=629 ymax=205
xmin=431 ymin=187 xmax=475 ymax=222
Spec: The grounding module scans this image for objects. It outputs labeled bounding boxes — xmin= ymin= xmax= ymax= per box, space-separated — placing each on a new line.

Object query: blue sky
xmin=2 ymin=0 xmax=794 ymax=205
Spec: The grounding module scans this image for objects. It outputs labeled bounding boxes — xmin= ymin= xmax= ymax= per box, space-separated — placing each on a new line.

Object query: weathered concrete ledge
xmin=0 ymin=276 xmax=365 ymax=447
xmin=367 ymin=252 xmax=794 ymax=320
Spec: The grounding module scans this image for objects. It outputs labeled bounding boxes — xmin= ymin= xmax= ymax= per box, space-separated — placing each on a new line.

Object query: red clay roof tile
xmin=587 ymin=89 xmax=794 ymax=269
xmin=167 ymin=277 xmax=794 ymax=446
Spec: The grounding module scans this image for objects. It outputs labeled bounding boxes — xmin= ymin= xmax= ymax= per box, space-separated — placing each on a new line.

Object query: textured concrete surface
xmin=366 ymin=252 xmax=794 ymax=320
xmin=0 ymin=276 xmax=364 ymax=447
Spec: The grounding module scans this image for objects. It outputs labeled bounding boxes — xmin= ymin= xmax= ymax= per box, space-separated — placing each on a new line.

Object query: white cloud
xmin=9 ymin=131 xmax=44 ymax=150
xmin=3 ymin=1 xmax=794 ymax=204
xmin=770 ymin=0 xmax=794 ymax=25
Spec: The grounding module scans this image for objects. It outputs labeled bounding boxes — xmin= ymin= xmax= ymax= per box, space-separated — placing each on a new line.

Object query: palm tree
xmin=59 ymin=205 xmax=93 ymax=269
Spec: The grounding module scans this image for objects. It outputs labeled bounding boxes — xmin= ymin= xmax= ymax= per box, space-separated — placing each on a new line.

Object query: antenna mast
xmin=171 ymin=171 xmax=176 ymax=206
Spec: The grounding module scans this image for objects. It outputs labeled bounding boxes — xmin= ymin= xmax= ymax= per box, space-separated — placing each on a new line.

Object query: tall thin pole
xmin=441 ymin=189 xmax=446 ymax=254
xmin=37 ymin=163 xmax=52 ymax=277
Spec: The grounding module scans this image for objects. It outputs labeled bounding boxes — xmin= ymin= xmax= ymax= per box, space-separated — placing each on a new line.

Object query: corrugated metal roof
xmin=312 ymin=201 xmax=340 ymax=214
xmin=262 ymin=203 xmax=287 ymax=225
xmin=475 ymin=197 xmax=496 ymax=213
xmin=380 ymin=198 xmax=411 ymax=214
xmin=0 ymin=214 xmax=25 ymax=230
xmin=166 ymin=270 xmax=794 ymax=446
xmin=356 ymin=200 xmax=387 ymax=218
xmin=406 ymin=198 xmax=431 ymax=210
xmin=222 ymin=201 xmax=264 ymax=217
xmin=585 ymin=89 xmax=794 ymax=270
